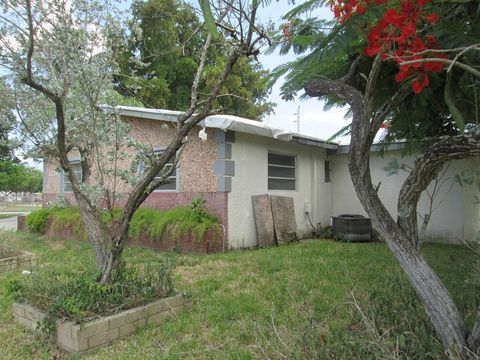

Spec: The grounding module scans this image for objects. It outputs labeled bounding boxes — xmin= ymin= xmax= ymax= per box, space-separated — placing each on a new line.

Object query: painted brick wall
xmin=18 ymin=210 xmax=225 ymax=253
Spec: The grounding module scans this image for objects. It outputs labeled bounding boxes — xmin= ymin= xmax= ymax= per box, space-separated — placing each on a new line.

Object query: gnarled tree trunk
xmin=304 ymin=61 xmax=477 ymax=352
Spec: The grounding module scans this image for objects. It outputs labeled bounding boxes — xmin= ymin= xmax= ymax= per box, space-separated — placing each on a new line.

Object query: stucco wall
xmin=461 ymin=158 xmax=480 ymax=243
xmin=227 ymin=132 xmax=332 ymax=249
xmin=330 ymin=151 xmax=470 ymax=243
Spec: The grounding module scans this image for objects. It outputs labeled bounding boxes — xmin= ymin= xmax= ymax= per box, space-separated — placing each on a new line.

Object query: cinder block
xmin=56 ymin=320 xmax=76 ymax=337
xmin=147 ymin=310 xmax=170 ymax=326
xmin=162 ymin=295 xmax=185 ymax=310
xmin=57 ymin=332 xmax=77 ymax=352
xmin=23 ymin=304 xmax=46 ymax=322
xmin=77 ymin=318 xmax=109 ymax=339
xmin=87 ymin=328 xmax=119 ymax=348
xmin=143 ymin=299 xmax=165 ymax=315
xmin=118 ymin=322 xmax=138 ymax=337
xmin=135 ymin=305 xmax=149 ymax=320
xmin=108 ymin=308 xmax=137 ymax=329
xmin=13 ymin=295 xmax=188 ymax=354
xmin=0 ymin=252 xmax=37 ymax=273
xmin=14 ymin=314 xmax=34 ymax=330
xmin=136 ymin=318 xmax=146 ymax=328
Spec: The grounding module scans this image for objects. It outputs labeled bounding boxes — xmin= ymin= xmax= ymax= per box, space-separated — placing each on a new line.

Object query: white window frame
xmin=267 ymin=152 xmax=296 ymax=191
xmin=62 ymin=160 xmax=82 ymax=193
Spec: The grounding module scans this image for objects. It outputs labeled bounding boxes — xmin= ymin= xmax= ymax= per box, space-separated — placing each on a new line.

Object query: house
xmin=42 ymin=106 xmax=480 ymax=248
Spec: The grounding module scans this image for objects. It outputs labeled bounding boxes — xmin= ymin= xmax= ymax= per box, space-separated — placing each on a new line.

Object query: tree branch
xmin=397 ymin=133 xmax=480 ymax=247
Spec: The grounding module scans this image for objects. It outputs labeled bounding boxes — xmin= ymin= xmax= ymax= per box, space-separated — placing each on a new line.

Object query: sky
xmin=7 ymin=0 xmax=353 ymax=169
xmin=254 ymin=1 xmax=351 ymax=143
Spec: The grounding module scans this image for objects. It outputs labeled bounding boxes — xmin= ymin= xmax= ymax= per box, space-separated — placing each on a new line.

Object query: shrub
xmin=26 ymin=208 xmax=52 ymax=233
xmin=129 ymin=205 xmax=221 ymax=244
xmin=50 ymin=206 xmax=84 ymax=237
xmin=8 ymin=253 xmax=176 ymax=332
xmin=26 ymin=203 xmax=222 ymax=246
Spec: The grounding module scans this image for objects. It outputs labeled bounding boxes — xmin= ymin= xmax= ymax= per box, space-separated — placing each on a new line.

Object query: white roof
xmin=117 ymin=106 xmax=339 ymax=150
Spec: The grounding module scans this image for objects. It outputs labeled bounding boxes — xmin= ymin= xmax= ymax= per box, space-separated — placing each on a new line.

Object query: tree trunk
xmin=349 ymin=157 xmax=468 ymax=350
xmin=75 ymin=195 xmax=111 ymax=270
xmin=468 ymin=309 xmax=480 ymax=353
xmin=304 ymin=73 xmax=469 ymax=351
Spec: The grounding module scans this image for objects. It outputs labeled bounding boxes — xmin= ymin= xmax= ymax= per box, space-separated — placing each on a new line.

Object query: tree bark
xmin=397 ymin=134 xmax=480 ymax=249
xmin=468 ymin=308 xmax=480 ymax=353
xmin=98 ymin=49 xmax=243 ymax=284
xmin=304 ymin=73 xmax=470 ymax=351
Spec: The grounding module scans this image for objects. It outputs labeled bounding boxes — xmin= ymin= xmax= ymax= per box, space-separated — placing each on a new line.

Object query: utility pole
xmin=293 ymin=105 xmax=300 ymax=133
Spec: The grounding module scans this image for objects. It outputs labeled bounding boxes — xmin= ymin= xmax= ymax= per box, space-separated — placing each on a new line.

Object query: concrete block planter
xmin=0 ymin=251 xmax=37 ymax=274
xmin=13 ymin=294 xmax=190 ymax=354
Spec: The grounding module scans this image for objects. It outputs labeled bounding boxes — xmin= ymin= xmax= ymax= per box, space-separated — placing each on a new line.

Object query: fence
xmin=0 ymin=193 xmax=42 ymax=209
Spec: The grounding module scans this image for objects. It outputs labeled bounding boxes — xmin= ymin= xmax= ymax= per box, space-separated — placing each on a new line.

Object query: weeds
xmin=8 ymin=252 xmax=176 ymax=332
xmin=25 ymin=202 xmax=222 ymax=245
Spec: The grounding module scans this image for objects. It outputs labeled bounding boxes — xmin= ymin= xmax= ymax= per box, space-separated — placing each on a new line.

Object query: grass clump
xmin=130 ymin=207 xmax=220 ymax=243
xmin=8 ymin=253 xmax=176 ymax=332
xmin=0 ymin=230 xmax=21 ymax=258
xmin=25 ymin=208 xmax=51 ymax=233
xmin=50 ymin=206 xmax=84 ymax=236
xmin=316 ymin=276 xmax=445 ymax=359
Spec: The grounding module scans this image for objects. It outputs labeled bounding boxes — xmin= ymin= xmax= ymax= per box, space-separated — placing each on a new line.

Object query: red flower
xmin=383 ymin=8 xmax=403 ymax=26
xmin=423 ymin=56 xmax=447 ymax=72
xmin=416 ymin=0 xmax=431 ymax=6
xmin=333 ymin=5 xmax=341 ymax=17
xmin=357 ymin=4 xmax=367 ymax=14
xmin=424 ymin=12 xmax=439 ymax=23
xmin=329 ymin=0 xmax=447 ymax=94
xmin=425 ymin=35 xmax=437 ymax=46
xmin=412 ymin=73 xmax=429 ymax=93
xmin=395 ymin=69 xmax=410 ymax=82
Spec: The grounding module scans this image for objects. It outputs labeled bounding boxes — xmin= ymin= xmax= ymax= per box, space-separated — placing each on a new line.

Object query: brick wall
xmin=22 ymin=191 xmax=228 ymax=253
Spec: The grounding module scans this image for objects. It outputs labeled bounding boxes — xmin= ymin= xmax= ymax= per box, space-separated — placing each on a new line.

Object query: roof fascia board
xmin=335 ymin=142 xmax=407 ymax=154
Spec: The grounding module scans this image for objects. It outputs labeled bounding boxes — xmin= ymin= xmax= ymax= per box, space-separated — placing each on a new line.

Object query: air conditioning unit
xmin=331 ymin=214 xmax=371 ymax=242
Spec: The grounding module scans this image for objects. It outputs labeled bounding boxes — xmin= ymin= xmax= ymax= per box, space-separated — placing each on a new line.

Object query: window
xmin=268 ymin=152 xmax=296 ymax=190
xmin=63 ymin=162 xmax=82 ymax=192
xmin=324 ymin=160 xmax=331 ymax=183
xmin=155 ymin=150 xmax=177 ymax=190
xmin=139 ymin=149 xmax=178 ymax=191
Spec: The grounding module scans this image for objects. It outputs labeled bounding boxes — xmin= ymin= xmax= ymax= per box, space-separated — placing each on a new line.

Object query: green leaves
xmin=198 ymin=0 xmax=219 ymax=39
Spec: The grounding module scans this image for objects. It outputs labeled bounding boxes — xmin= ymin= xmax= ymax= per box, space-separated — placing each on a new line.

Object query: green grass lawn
xmin=0 ymin=233 xmax=477 ymax=359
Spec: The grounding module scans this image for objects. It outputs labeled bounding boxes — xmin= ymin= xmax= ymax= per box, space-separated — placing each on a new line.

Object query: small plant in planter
xmin=9 ymin=253 xmax=190 ymax=354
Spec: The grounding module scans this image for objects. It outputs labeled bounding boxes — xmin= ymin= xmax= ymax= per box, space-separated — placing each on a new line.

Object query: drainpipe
xmin=219 ymin=224 xmax=226 ymax=252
